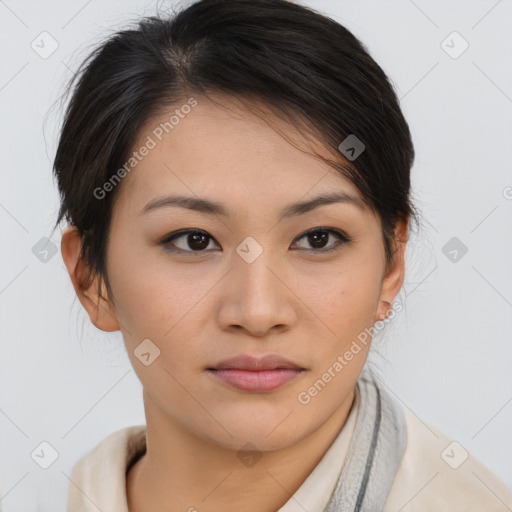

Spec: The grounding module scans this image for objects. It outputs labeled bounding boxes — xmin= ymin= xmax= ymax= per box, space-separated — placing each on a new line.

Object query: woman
xmin=54 ymin=0 xmax=512 ymax=510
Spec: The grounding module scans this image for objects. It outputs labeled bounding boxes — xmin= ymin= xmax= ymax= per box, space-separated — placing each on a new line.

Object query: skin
xmin=61 ymin=94 xmax=408 ymax=512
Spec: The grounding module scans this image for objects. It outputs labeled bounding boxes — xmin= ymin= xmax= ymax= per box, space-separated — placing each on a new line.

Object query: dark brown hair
xmin=52 ymin=0 xmax=420 ymax=306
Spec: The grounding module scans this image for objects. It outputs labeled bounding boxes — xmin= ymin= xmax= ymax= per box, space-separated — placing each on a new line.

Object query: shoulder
xmin=66 ymin=425 xmax=146 ymax=512
xmin=384 ymin=408 xmax=512 ymax=511
xmin=71 ymin=425 xmax=146 ymax=473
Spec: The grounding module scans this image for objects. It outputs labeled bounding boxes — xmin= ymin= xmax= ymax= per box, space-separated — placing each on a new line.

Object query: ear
xmin=375 ymin=218 xmax=409 ymax=322
xmin=61 ymin=225 xmax=120 ymax=332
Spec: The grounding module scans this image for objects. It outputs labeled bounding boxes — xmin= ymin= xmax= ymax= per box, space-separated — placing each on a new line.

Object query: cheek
xmin=290 ymin=260 xmax=383 ymax=375
xmin=106 ymin=236 xmax=184 ymax=339
xmin=106 ymin=240 xmax=218 ymax=367
xmin=298 ymin=259 xmax=381 ymax=332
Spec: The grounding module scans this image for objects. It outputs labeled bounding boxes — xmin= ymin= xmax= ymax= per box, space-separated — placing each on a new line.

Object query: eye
xmin=160 ymin=229 xmax=219 ymax=254
xmin=292 ymin=228 xmax=351 ymax=253
xmin=160 ymin=227 xmax=352 ymax=255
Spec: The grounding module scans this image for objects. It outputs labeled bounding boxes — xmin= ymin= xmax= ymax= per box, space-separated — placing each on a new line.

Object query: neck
xmin=126 ymin=388 xmax=356 ymax=512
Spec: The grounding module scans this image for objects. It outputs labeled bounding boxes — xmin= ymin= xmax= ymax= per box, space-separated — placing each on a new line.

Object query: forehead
xmin=118 ymin=94 xmax=367 ymax=215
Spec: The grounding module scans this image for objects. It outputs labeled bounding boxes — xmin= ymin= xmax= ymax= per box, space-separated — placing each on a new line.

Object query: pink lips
xmin=206 ymin=353 xmax=306 ymax=392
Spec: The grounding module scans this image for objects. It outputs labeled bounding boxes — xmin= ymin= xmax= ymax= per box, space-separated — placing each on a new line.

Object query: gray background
xmin=0 ymin=0 xmax=511 ymax=510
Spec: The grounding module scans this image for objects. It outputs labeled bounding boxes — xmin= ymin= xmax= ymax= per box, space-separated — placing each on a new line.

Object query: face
xmin=65 ymin=94 xmax=406 ymax=452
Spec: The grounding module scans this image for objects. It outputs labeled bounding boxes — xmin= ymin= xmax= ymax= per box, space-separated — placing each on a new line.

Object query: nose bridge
xmin=234 ymin=239 xmax=284 ymax=305
xmin=219 ymin=238 xmax=296 ymax=334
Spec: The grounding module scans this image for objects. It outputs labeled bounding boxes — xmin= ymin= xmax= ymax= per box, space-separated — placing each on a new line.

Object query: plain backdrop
xmin=0 ymin=0 xmax=511 ymax=510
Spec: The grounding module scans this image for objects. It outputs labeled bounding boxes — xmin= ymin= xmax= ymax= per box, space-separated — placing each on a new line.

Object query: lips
xmin=207 ymin=353 xmax=305 ymax=371
xmin=206 ymin=354 xmax=307 ymax=392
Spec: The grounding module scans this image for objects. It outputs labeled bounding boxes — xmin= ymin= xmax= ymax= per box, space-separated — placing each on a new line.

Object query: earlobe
xmin=61 ymin=225 xmax=120 ymax=333
xmin=375 ymin=219 xmax=409 ymax=323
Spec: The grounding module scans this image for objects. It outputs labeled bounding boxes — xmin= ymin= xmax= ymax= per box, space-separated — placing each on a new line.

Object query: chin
xmin=200 ymin=418 xmax=305 ymax=452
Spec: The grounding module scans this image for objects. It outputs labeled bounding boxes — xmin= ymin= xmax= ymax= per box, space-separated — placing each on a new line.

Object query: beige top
xmin=66 ymin=386 xmax=512 ymax=511
xmin=67 ymin=389 xmax=360 ymax=512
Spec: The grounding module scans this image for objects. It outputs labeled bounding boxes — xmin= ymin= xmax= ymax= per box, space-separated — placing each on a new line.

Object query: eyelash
xmin=159 ymin=227 xmax=352 ymax=255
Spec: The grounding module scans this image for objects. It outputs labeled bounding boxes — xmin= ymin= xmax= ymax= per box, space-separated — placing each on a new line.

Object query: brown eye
xmin=160 ymin=227 xmax=351 ymax=255
xmin=161 ymin=230 xmax=218 ymax=254
xmin=293 ymin=228 xmax=351 ymax=253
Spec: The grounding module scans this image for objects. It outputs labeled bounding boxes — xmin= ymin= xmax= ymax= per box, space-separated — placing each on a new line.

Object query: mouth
xmin=207 ymin=353 xmax=306 ymax=372
xmin=206 ymin=368 xmax=305 ymax=392
xmin=205 ymin=353 xmax=307 ymax=392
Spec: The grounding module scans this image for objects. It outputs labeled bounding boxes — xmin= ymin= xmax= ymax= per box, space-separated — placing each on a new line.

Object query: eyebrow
xmin=139 ymin=191 xmax=365 ymax=220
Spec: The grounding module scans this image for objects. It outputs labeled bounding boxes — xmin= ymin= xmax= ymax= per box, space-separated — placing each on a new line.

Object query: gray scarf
xmin=323 ymin=365 xmax=407 ymax=511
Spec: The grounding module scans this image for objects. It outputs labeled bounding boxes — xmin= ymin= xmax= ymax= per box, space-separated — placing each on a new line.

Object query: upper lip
xmin=207 ymin=353 xmax=305 ymax=371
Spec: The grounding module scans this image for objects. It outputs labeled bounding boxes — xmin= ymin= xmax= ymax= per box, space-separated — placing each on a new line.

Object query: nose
xmin=217 ymin=251 xmax=298 ymax=338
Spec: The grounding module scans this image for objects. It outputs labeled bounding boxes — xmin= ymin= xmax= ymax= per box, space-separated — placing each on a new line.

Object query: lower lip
xmin=207 ymin=368 xmax=304 ymax=392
